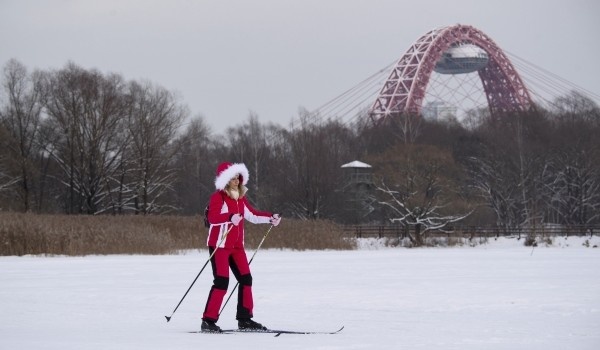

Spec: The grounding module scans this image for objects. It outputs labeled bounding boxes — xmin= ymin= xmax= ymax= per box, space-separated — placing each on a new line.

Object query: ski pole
xmin=165 ymin=224 xmax=234 ymax=322
xmin=219 ymin=224 xmax=274 ymax=316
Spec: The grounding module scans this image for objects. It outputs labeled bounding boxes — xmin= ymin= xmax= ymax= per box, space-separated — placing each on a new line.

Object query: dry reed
xmin=0 ymin=212 xmax=355 ymax=256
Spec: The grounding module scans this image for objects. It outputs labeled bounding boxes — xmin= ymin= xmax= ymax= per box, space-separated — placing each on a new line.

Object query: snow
xmin=1 ymin=237 xmax=599 ymax=350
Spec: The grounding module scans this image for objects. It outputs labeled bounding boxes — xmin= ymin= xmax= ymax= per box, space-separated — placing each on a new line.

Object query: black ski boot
xmin=201 ymin=320 xmax=222 ymax=333
xmin=238 ymin=318 xmax=267 ymax=331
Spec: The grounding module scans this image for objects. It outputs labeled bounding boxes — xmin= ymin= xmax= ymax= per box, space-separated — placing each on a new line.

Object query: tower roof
xmin=341 ymin=160 xmax=372 ymax=168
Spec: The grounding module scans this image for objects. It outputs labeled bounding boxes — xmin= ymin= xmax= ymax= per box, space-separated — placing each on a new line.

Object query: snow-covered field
xmin=1 ymin=237 xmax=599 ymax=350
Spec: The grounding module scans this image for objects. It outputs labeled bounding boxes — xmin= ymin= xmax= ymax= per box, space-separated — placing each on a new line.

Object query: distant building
xmin=341 ymin=160 xmax=373 ymax=186
xmin=434 ymin=43 xmax=489 ymax=75
xmin=339 ymin=160 xmax=375 ymax=224
xmin=422 ymin=101 xmax=457 ymax=121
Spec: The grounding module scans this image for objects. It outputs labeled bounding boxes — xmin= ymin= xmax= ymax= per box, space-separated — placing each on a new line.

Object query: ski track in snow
xmin=1 ymin=237 xmax=599 ymax=350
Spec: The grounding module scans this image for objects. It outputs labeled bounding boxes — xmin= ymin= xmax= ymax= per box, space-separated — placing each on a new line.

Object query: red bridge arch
xmin=370 ymin=24 xmax=534 ymax=122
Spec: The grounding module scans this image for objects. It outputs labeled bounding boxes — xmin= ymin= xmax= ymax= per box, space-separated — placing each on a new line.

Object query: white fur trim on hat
xmin=214 ymin=163 xmax=249 ymax=190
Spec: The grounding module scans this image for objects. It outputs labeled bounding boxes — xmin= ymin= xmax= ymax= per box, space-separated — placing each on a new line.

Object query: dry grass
xmin=243 ymin=219 xmax=355 ymax=251
xmin=0 ymin=212 xmax=355 ymax=256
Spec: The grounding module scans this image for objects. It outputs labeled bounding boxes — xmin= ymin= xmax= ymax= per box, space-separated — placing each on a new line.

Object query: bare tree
xmin=172 ymin=116 xmax=216 ymax=215
xmin=552 ymin=90 xmax=600 ymax=125
xmin=360 ymin=112 xmax=423 ymax=155
xmin=225 ymin=113 xmax=283 ymax=208
xmin=273 ymin=110 xmax=356 ymax=219
xmin=0 ymin=59 xmax=44 ymax=211
xmin=43 ymin=63 xmax=129 ymax=214
xmin=547 ymin=151 xmax=600 ymax=225
xmin=463 ymin=152 xmax=523 ymax=229
xmin=391 ymin=112 xmax=422 ymax=144
xmin=544 ymin=91 xmax=600 ymax=225
xmin=370 ymin=144 xmax=472 ymax=246
xmin=0 ymin=159 xmax=19 ymax=193
xmin=459 ymin=110 xmax=553 ymax=233
xmin=0 ymin=125 xmax=20 ymax=195
xmin=125 ymin=81 xmax=187 ymax=214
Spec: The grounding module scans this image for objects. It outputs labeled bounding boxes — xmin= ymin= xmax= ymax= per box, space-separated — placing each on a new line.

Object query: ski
xmin=188 ymin=330 xmax=235 ymax=335
xmin=223 ymin=325 xmax=344 ymax=336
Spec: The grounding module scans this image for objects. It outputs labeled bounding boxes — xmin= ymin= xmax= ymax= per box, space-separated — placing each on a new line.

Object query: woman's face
xmin=228 ymin=174 xmax=240 ymax=188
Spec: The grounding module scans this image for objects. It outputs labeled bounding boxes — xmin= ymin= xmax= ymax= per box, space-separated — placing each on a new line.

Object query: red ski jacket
xmin=206 ymin=190 xmax=272 ymax=248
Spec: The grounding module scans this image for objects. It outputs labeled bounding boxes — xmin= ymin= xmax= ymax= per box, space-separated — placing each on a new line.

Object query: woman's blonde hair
xmin=225 ymin=181 xmax=247 ymax=198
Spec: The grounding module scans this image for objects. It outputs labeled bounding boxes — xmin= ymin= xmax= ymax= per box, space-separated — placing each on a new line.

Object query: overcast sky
xmin=1 ymin=0 xmax=598 ymax=134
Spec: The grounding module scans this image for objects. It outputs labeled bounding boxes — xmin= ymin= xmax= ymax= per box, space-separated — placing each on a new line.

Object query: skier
xmin=201 ymin=162 xmax=281 ymax=333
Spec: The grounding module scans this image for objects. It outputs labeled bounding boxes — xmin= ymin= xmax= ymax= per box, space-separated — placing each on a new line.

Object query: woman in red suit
xmin=201 ymin=162 xmax=281 ymax=333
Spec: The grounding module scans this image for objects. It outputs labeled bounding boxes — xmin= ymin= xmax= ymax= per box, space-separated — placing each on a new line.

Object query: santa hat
xmin=214 ymin=162 xmax=249 ymax=190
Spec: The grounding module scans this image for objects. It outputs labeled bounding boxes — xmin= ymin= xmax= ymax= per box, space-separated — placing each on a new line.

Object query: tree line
xmin=1 ymin=59 xmax=599 ymax=232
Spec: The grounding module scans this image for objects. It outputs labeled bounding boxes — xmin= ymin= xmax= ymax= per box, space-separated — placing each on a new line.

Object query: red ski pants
xmin=202 ymin=247 xmax=253 ymax=322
